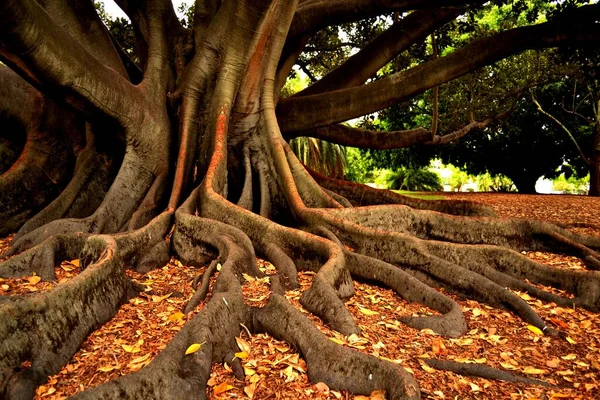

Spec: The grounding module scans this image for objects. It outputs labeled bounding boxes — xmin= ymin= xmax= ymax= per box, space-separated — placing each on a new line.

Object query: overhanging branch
xmin=278 ymin=6 xmax=600 ymax=133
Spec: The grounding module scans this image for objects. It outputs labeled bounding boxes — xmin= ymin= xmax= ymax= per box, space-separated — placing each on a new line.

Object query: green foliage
xmin=552 ymin=173 xmax=590 ymax=195
xmin=289 ymin=137 xmax=347 ymax=179
xmin=376 ymin=168 xmax=442 ymax=192
xmin=344 ymin=147 xmax=374 ymax=183
xmin=476 ymin=173 xmax=517 ymax=192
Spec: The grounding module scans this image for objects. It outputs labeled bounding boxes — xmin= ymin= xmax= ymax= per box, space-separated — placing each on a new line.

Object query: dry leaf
xmin=234 ymin=351 xmax=248 ymax=360
xmin=523 ymin=366 xmax=546 ymax=375
xmin=151 ymin=293 xmax=171 ymax=303
xmin=358 ymin=306 xmax=379 ymax=316
xmin=168 ymin=312 xmax=185 ymax=322
xmin=421 ymin=363 xmax=436 ymax=373
xmin=527 ymin=325 xmax=543 ymax=336
xmin=129 ymin=353 xmax=151 ymax=364
xmin=212 ymin=382 xmax=233 ymax=395
xmin=315 ymin=382 xmax=329 ymax=392
xmin=70 ymin=259 xmax=80 ymax=267
xmin=97 ymin=365 xmax=118 ymax=372
xmin=122 ymin=344 xmax=140 ymax=353
xmin=561 ymin=354 xmax=577 ymax=361
xmin=244 ymin=382 xmax=257 ymax=399
xmin=566 ymin=337 xmax=577 ymax=344
xmin=235 ymin=337 xmax=251 ymax=354
xmin=27 ymin=276 xmax=41 ymax=285
xmin=546 ymin=358 xmax=561 ymax=368
xmin=185 ymin=343 xmax=202 ymax=355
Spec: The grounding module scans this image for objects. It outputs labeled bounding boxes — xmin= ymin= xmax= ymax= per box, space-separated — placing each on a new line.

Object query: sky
xmin=101 ymin=0 xmax=193 ymax=19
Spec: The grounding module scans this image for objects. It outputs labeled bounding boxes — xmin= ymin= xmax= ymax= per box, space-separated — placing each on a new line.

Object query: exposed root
xmin=423 ymin=358 xmax=553 ymax=387
xmin=0 ymin=236 xmax=137 ymax=399
xmin=253 ymin=294 xmax=420 ymax=400
xmin=185 ymin=260 xmax=218 ymax=313
xmin=309 ymin=169 xmax=497 ymax=217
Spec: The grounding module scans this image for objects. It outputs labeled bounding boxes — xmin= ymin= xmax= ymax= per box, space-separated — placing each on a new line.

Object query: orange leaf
xmin=212 ymin=382 xmax=233 ymax=395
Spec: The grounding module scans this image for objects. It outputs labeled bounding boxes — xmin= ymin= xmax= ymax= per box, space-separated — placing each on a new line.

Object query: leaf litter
xmin=0 ymin=193 xmax=597 ymax=399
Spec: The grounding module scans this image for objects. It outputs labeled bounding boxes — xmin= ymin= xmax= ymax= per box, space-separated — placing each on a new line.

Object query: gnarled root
xmin=253 ymin=294 xmax=420 ymax=400
xmin=0 ymin=236 xmax=136 ymax=400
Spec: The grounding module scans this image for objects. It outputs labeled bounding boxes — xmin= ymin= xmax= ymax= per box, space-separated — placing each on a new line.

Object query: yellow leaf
xmin=1 ymin=284 xmax=9 ymax=291
xmin=500 ymin=362 xmax=518 ymax=370
xmin=121 ymin=344 xmax=139 ymax=353
xmin=566 ymin=337 xmax=577 ymax=344
xmin=358 ymin=306 xmax=379 ymax=316
xmin=329 ymin=337 xmax=345 ymax=345
xmin=561 ymin=354 xmax=577 ymax=361
xmin=527 ymin=325 xmax=543 ymax=336
xmin=234 ymin=351 xmax=248 ymax=360
xmin=235 ymin=337 xmax=251 ymax=353
xmin=244 ymin=383 xmax=257 ymax=399
xmin=129 ymin=353 xmax=151 ymax=364
xmin=151 ymin=293 xmax=171 ymax=303
xmin=244 ymin=366 xmax=256 ymax=376
xmin=98 ymin=365 xmax=118 ymax=372
xmin=421 ymin=363 xmax=436 ymax=373
xmin=168 ymin=312 xmax=185 ymax=322
xmin=523 ymin=366 xmax=546 ymax=375
xmin=27 ymin=276 xmax=41 ymax=285
xmin=546 ymin=358 xmax=561 ymax=368
xmin=185 ymin=343 xmax=202 ymax=355
xmin=216 ymin=263 xmax=222 ymax=271
xmin=212 ymin=382 xmax=233 ymax=395
xmin=580 ymin=320 xmax=592 ymax=329
xmin=469 ymin=382 xmax=480 ymax=392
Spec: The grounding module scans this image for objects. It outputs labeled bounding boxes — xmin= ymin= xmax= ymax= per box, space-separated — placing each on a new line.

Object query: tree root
xmin=0 ymin=236 xmax=137 ymax=400
xmin=423 ymin=358 xmax=553 ymax=387
xmin=253 ymin=294 xmax=420 ymax=400
xmin=309 ymin=169 xmax=497 ymax=217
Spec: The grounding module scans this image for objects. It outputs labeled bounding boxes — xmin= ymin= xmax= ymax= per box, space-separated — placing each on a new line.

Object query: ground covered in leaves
xmin=1 ymin=193 xmax=599 ymax=399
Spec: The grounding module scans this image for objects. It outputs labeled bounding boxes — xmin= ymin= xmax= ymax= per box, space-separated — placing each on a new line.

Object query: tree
xmin=1 ymin=1 xmax=600 ymax=399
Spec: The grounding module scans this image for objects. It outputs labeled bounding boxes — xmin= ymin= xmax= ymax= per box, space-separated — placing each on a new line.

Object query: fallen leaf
xmin=234 ymin=351 xmax=248 ymax=360
xmin=168 ymin=312 xmax=185 ymax=322
xmin=244 ymin=382 xmax=257 ymax=399
xmin=151 ymin=293 xmax=171 ymax=303
xmin=523 ymin=366 xmax=546 ymax=375
xmin=561 ymin=354 xmax=577 ymax=361
xmin=566 ymin=337 xmax=577 ymax=344
xmin=185 ymin=343 xmax=202 ymax=355
xmin=546 ymin=358 xmax=561 ymax=368
xmin=70 ymin=259 xmax=80 ymax=267
xmin=129 ymin=353 xmax=151 ymax=364
xmin=421 ymin=363 xmax=436 ymax=373
xmin=527 ymin=325 xmax=543 ymax=336
xmin=27 ymin=276 xmax=41 ymax=285
xmin=235 ymin=337 xmax=251 ymax=354
xmin=315 ymin=382 xmax=329 ymax=392
xmin=358 ymin=306 xmax=379 ymax=316
xmin=97 ymin=365 xmax=118 ymax=372
xmin=212 ymin=382 xmax=233 ymax=395
xmin=121 ymin=344 xmax=140 ymax=353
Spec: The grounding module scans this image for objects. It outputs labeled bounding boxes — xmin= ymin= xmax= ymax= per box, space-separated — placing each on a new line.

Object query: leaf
xmin=235 ymin=337 xmax=251 ymax=353
xmin=500 ymin=362 xmax=518 ymax=370
xmin=329 ymin=337 xmax=345 ymax=345
xmin=234 ymin=351 xmax=248 ymax=360
xmin=121 ymin=344 xmax=140 ymax=353
xmin=151 ymin=293 xmax=171 ymax=303
xmin=27 ymin=276 xmax=41 ymax=285
xmin=243 ymin=366 xmax=256 ymax=376
xmin=315 ymin=382 xmax=329 ymax=392
xmin=523 ymin=366 xmax=546 ymax=375
xmin=129 ymin=353 xmax=151 ymax=364
xmin=244 ymin=382 xmax=257 ymax=399
xmin=216 ymin=263 xmax=222 ymax=271
xmin=421 ymin=363 xmax=436 ymax=373
xmin=580 ymin=320 xmax=592 ymax=329
xmin=546 ymin=358 xmax=561 ymax=368
xmin=566 ymin=336 xmax=577 ymax=344
xmin=70 ymin=259 xmax=80 ymax=267
xmin=358 ymin=306 xmax=379 ymax=316
xmin=212 ymin=382 xmax=233 ymax=395
xmin=561 ymin=354 xmax=577 ymax=361
xmin=550 ymin=318 xmax=569 ymax=329
xmin=168 ymin=312 xmax=185 ymax=322
xmin=185 ymin=343 xmax=202 ymax=355
xmin=527 ymin=325 xmax=543 ymax=336
xmin=98 ymin=365 xmax=118 ymax=372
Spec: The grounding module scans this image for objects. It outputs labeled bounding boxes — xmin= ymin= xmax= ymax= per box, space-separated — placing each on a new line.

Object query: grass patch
xmin=393 ymin=190 xmax=446 ymax=201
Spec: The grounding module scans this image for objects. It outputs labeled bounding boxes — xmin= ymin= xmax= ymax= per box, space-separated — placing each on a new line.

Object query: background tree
xmin=1 ymin=1 xmax=600 ymax=399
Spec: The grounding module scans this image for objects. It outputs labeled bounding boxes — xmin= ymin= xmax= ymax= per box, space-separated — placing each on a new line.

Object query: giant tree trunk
xmin=1 ymin=1 xmax=600 ymax=399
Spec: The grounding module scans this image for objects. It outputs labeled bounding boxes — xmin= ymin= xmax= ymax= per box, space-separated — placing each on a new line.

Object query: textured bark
xmin=1 ymin=1 xmax=600 ymax=399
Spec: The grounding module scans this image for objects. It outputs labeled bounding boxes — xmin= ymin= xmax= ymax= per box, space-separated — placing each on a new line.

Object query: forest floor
xmin=1 ymin=193 xmax=599 ymax=400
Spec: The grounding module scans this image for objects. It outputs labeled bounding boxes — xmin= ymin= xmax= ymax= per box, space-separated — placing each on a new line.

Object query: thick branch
xmin=278 ymin=8 xmax=600 ymax=133
xmin=0 ymin=0 xmax=138 ymax=122
xmin=297 ymin=7 xmax=462 ymax=96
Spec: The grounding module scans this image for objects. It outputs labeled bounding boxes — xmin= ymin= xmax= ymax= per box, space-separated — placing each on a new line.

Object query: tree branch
xmin=0 ymin=0 xmax=138 ymax=121
xmin=296 ymin=7 xmax=462 ymax=97
xmin=277 ymin=7 xmax=600 ymax=133
xmin=531 ymin=88 xmax=591 ymax=165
